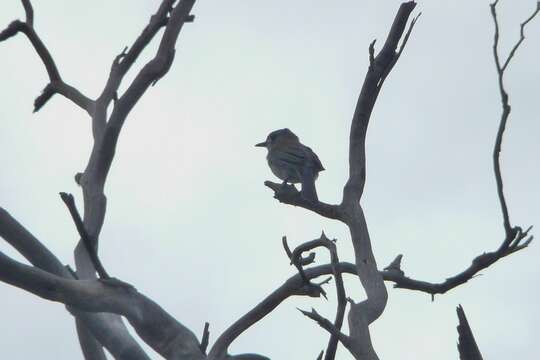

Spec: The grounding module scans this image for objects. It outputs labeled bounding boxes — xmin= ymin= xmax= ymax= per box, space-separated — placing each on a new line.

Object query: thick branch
xmin=98 ymin=0 xmax=176 ymax=106
xmin=342 ymin=1 xmax=417 ymax=206
xmin=0 ymin=207 xmax=151 ymax=360
xmin=95 ymin=0 xmax=196 ymax=188
xmin=0 ymin=251 xmax=204 ymax=360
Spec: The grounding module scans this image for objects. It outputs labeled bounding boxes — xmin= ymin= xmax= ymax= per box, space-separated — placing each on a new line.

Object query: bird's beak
xmin=255 ymin=141 xmax=267 ymax=147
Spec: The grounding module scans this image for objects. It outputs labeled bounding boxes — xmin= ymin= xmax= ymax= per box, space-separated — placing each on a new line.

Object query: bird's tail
xmin=300 ymin=167 xmax=318 ymax=202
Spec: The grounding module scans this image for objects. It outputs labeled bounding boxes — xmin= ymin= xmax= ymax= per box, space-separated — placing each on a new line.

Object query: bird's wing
xmin=275 ymin=144 xmax=324 ymax=171
xmin=273 ymin=145 xmax=308 ymax=167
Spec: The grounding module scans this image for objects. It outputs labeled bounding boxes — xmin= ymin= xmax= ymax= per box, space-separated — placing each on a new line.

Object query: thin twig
xmin=489 ymin=0 xmax=540 ymax=239
xmin=59 ymin=192 xmax=110 ymax=279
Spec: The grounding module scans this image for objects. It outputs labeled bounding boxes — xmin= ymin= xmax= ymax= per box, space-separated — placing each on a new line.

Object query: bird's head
xmin=255 ymin=128 xmax=299 ymax=149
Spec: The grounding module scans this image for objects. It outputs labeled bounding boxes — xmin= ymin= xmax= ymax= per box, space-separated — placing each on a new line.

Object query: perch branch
xmin=264 ymin=181 xmax=342 ymax=220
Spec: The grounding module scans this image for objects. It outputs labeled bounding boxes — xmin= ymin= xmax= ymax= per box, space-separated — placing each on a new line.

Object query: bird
xmin=255 ymin=128 xmax=324 ymax=201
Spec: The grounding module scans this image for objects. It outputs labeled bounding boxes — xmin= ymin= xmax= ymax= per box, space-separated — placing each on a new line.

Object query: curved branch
xmin=290 ymin=233 xmax=348 ymax=360
xmin=383 ymin=226 xmax=532 ymax=296
xmin=0 ymin=251 xmax=204 ymax=360
xmin=0 ymin=207 xmax=151 ymax=360
xmin=489 ymin=0 xmax=539 ymax=239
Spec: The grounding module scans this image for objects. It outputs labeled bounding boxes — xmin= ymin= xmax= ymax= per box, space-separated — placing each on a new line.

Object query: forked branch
xmin=490 ymin=0 xmax=539 ymax=239
xmin=0 ymin=1 xmax=93 ymax=113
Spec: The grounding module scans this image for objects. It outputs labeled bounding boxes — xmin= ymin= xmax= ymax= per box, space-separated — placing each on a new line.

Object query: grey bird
xmin=255 ymin=128 xmax=324 ymax=201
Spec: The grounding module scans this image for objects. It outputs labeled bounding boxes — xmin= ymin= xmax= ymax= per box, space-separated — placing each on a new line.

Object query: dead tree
xmin=0 ymin=1 xmax=536 ymax=359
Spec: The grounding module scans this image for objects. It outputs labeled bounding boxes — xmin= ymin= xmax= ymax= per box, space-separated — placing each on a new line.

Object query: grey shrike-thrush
xmin=255 ymin=128 xmax=324 ymax=201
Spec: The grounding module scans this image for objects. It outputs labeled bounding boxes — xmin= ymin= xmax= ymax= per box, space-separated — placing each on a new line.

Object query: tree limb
xmin=489 ymin=0 xmax=539 ymax=239
xmin=0 ymin=250 xmax=204 ymax=360
xmin=59 ymin=192 xmax=110 ymax=279
xmin=0 ymin=1 xmax=93 ymax=113
xmin=0 ymin=207 xmax=151 ymax=360
xmin=382 ymin=226 xmax=533 ymax=296
xmin=290 ymin=233 xmax=349 ymax=359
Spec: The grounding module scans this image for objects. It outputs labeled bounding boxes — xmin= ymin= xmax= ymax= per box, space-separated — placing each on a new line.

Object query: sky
xmin=0 ymin=0 xmax=539 ymax=359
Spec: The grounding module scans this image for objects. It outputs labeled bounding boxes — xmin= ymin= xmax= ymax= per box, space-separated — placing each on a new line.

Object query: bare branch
xmin=489 ymin=0 xmax=540 ymax=239
xmin=342 ymin=1 xmax=417 ymax=206
xmin=383 ymin=226 xmax=533 ymax=295
xmin=297 ymin=308 xmax=351 ymax=351
xmin=0 ymin=251 xmax=204 ymax=360
xmin=59 ymin=193 xmax=110 ymax=279
xmin=282 ymin=236 xmax=316 ymax=266
xmin=264 ymin=181 xmax=342 ymax=220
xmin=95 ymin=0 xmax=196 ymax=188
xmin=456 ymin=305 xmax=484 ymax=360
xmin=0 ymin=207 xmax=150 ymax=360
xmin=200 ymin=322 xmax=210 ymax=354
xmin=0 ymin=2 xmax=93 ymax=113
xmin=288 ymin=233 xmax=347 ymax=360
xmin=98 ymin=0 xmax=176 ymax=106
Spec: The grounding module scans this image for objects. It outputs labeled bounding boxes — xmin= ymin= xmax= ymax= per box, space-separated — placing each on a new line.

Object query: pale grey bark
xmin=0 ymin=0 xmax=536 ymax=359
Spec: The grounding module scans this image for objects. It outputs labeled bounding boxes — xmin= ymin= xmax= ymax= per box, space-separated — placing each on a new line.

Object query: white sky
xmin=1 ymin=0 xmax=539 ymax=359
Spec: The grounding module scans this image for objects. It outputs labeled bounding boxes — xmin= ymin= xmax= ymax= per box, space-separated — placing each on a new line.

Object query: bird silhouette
xmin=255 ymin=128 xmax=324 ymax=201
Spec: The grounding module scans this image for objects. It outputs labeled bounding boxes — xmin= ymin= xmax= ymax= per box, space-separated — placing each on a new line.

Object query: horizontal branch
xmin=264 ymin=181 xmax=342 ymax=220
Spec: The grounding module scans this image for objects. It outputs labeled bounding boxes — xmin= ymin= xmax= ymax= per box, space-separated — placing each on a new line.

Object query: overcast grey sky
xmin=1 ymin=0 xmax=539 ymax=359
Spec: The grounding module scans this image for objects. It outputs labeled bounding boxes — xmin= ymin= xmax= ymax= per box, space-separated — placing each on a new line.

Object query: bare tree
xmin=0 ymin=1 xmax=536 ymax=359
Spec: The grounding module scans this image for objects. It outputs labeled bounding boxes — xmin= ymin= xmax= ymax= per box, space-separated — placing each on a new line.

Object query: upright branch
xmin=490 ymin=0 xmax=539 ymax=240
xmin=0 ymin=1 xmax=92 ymax=113
xmin=263 ymin=2 xmax=419 ymax=359
xmin=456 ymin=305 xmax=484 ymax=360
